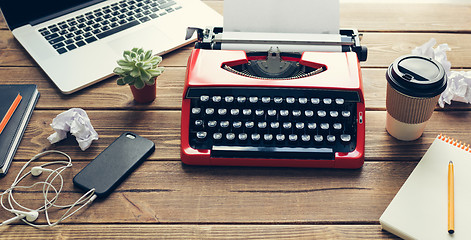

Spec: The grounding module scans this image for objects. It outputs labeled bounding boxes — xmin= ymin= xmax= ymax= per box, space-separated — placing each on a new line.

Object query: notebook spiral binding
xmin=438 ymin=134 xmax=471 ymax=152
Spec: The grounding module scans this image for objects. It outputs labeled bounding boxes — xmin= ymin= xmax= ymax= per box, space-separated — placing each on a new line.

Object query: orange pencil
xmin=0 ymin=93 xmax=22 ymax=135
xmin=448 ymin=161 xmax=455 ymax=234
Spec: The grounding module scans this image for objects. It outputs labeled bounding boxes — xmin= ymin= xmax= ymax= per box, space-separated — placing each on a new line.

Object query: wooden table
xmin=1 ymin=1 xmax=470 ymax=238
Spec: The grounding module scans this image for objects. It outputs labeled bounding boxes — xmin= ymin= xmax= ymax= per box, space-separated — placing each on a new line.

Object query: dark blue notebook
xmin=0 ymin=84 xmax=40 ymax=176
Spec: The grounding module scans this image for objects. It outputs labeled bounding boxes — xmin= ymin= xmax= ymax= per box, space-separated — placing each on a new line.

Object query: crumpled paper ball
xmin=411 ymin=38 xmax=471 ymax=107
xmin=47 ymin=108 xmax=98 ymax=151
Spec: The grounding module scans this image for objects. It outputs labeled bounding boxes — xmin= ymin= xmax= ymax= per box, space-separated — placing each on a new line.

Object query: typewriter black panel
xmin=187 ymin=87 xmax=358 ymax=160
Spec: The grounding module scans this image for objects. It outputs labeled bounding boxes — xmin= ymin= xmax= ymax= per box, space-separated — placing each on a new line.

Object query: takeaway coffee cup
xmin=386 ymin=55 xmax=447 ymax=141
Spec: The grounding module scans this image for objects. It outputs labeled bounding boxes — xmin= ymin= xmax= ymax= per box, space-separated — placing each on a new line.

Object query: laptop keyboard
xmin=38 ymin=0 xmax=182 ymax=55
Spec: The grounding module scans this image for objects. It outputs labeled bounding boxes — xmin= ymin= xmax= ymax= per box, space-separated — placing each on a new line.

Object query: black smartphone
xmin=73 ymin=132 xmax=155 ymax=198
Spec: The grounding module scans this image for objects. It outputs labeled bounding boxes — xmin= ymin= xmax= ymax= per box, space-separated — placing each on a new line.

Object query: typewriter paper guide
xmin=223 ymin=0 xmax=339 ymax=35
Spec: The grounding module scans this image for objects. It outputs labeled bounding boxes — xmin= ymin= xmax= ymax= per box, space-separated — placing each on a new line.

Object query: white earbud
xmin=1 ymin=210 xmax=39 ymax=225
xmin=31 ymin=166 xmax=52 ymax=177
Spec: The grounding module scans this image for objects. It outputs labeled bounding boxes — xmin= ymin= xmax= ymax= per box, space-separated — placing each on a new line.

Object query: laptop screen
xmin=0 ymin=0 xmax=103 ymax=29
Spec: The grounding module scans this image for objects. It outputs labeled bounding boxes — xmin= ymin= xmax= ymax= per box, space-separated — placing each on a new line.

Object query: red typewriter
xmin=180 ymin=27 xmax=367 ymax=168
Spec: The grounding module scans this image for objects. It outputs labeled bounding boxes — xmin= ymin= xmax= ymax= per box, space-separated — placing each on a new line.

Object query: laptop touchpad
xmin=107 ymin=26 xmax=174 ymax=54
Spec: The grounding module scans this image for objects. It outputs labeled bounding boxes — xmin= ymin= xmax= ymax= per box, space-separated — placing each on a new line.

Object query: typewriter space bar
xmin=211 ymin=146 xmax=334 ymax=160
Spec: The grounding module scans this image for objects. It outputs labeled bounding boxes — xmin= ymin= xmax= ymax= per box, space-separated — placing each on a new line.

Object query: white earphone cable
xmin=0 ymin=150 xmax=96 ymax=227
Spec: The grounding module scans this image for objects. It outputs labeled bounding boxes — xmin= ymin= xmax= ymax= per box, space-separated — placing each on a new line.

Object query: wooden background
xmin=0 ymin=1 xmax=470 ymax=239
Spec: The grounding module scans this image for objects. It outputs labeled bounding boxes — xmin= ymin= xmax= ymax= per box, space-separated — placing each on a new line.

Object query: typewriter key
xmin=196 ymin=131 xmax=207 ymax=139
xmin=335 ymin=98 xmax=345 ymax=105
xmin=218 ymin=108 xmax=227 ymax=115
xmin=299 ymin=98 xmax=308 ymax=104
xmin=333 ymin=123 xmax=342 ymax=130
xmin=314 ymin=135 xmax=323 ymax=142
xmin=286 ymin=97 xmax=295 ymax=104
xmin=327 ymin=135 xmax=336 ymax=142
xmin=258 ymin=122 xmax=267 ymax=128
xmin=226 ymin=133 xmax=235 ymax=140
xmin=323 ymin=98 xmax=332 ymax=104
xmin=205 ymin=108 xmax=214 ymax=115
xmin=251 ymin=133 xmax=261 ymax=141
xmin=264 ymin=134 xmax=273 ymax=141
xmin=280 ymin=110 xmax=289 ymax=117
xmin=220 ymin=121 xmax=229 ymax=128
xmin=213 ymin=133 xmax=222 ymax=140
xmin=317 ymin=110 xmax=327 ymax=117
xmin=311 ymin=98 xmax=320 ymax=104
xmin=262 ymin=97 xmax=271 ymax=103
xmin=225 ymin=96 xmax=234 ymax=103
xmin=330 ymin=111 xmax=339 ymax=118
xmin=274 ymin=97 xmax=283 ymax=103
xmin=308 ymin=123 xmax=317 ymax=130
xmin=270 ymin=122 xmax=280 ymax=129
xmin=320 ymin=123 xmax=329 ymax=130
xmin=191 ymin=108 xmax=201 ymax=114
xmin=245 ymin=121 xmax=255 ymax=128
xmin=268 ymin=109 xmax=277 ymax=116
xmin=239 ymin=133 xmax=248 ymax=141
xmin=305 ymin=110 xmax=314 ymax=117
xmin=276 ymin=134 xmax=285 ymax=141
xmin=288 ymin=134 xmax=298 ymax=142
xmin=292 ymin=110 xmax=301 ymax=117
xmin=208 ymin=120 xmax=217 ymax=127
xmin=230 ymin=109 xmax=239 ymax=115
xmin=296 ymin=122 xmax=304 ymax=129
xmin=233 ymin=121 xmax=242 ymax=128
xmin=194 ymin=120 xmax=204 ymax=127
xmin=342 ymin=111 xmax=351 ymax=118
xmin=341 ymin=134 xmax=351 ymax=142
xmin=301 ymin=135 xmax=311 ymax=142
xmin=200 ymin=95 xmax=209 ymax=102
xmin=212 ymin=96 xmax=222 ymax=102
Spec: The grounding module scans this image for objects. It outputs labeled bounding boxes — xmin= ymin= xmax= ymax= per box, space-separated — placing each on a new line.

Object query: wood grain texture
xmin=1 ymin=2 xmax=470 ymax=32
xmin=9 ymin=110 xmax=471 ymax=162
xmin=0 ymin=67 xmax=470 ymax=111
xmin=0 ymin=1 xmax=470 ymax=239
xmin=0 ymin=161 xmax=414 ymax=224
xmin=2 ymin=32 xmax=471 ymax=68
xmin=0 ymin=224 xmax=400 ymax=239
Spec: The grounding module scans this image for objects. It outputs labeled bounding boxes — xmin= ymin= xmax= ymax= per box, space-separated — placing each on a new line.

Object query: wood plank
xmin=0 ymin=224 xmax=400 ymax=239
xmin=2 ymin=2 xmax=470 ymax=32
xmin=0 ymin=161 xmax=414 ymax=224
xmin=2 ymin=31 xmax=471 ymax=68
xmin=0 ymin=67 xmax=470 ymax=111
xmin=11 ymin=110 xmax=471 ymax=162
xmin=2 ymin=2 xmax=471 ymax=31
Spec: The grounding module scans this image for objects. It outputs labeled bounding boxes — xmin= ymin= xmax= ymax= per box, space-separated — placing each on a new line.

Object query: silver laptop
xmin=0 ymin=0 xmax=221 ymax=94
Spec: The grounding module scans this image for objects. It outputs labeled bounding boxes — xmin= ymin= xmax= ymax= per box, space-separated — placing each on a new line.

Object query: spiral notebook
xmin=380 ymin=135 xmax=471 ymax=240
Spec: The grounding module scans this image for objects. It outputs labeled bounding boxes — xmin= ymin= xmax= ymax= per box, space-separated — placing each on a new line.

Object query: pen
xmin=448 ymin=161 xmax=454 ymax=234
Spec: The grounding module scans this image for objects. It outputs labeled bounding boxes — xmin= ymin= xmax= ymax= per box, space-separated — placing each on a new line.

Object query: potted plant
xmin=113 ymin=48 xmax=165 ymax=103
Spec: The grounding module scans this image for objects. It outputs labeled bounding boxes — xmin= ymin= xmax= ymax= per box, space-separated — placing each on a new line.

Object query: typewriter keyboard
xmin=186 ymin=87 xmax=360 ymax=160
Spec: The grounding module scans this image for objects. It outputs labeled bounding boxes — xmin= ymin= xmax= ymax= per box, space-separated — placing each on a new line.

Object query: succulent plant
xmin=113 ymin=48 xmax=165 ymax=89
